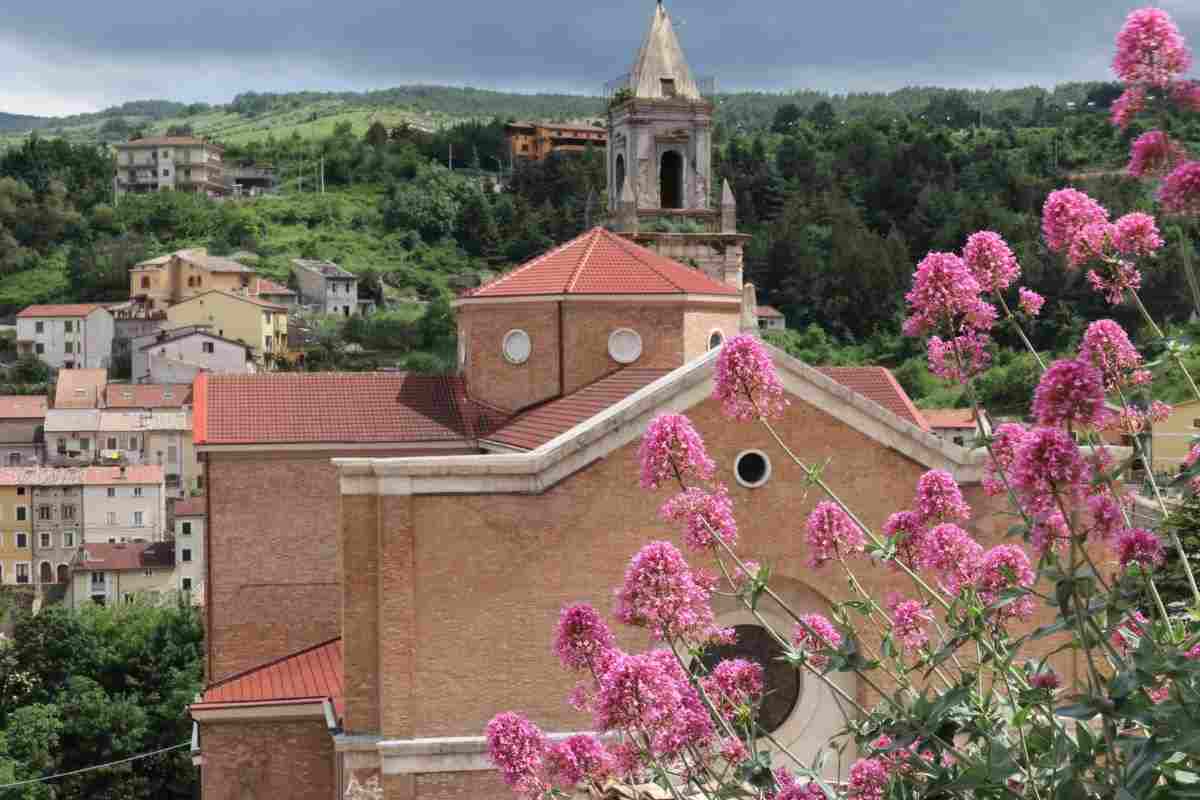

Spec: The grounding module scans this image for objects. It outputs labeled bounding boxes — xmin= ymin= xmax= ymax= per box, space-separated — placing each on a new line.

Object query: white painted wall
xmin=17 ymin=310 xmax=114 ymax=370
xmin=82 ymin=481 xmax=165 ymax=543
xmin=133 ymin=331 xmax=250 ymax=382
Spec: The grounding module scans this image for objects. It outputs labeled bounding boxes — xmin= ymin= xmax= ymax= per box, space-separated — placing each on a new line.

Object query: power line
xmin=0 ymin=742 xmax=189 ymax=790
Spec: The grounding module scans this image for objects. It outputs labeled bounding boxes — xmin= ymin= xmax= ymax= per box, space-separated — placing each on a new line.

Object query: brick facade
xmin=458 ymin=302 xmax=561 ymax=413
xmin=199 ymin=719 xmax=334 ymax=800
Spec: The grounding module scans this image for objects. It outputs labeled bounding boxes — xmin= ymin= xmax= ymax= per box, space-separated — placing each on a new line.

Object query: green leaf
xmin=1055 ymin=702 xmax=1100 ymax=720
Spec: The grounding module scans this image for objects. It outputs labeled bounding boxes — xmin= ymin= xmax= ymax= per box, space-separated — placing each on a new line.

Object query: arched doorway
xmin=660 ymin=151 xmax=683 ymax=209
xmin=615 ymin=154 xmax=626 ymax=196
xmin=39 ymin=561 xmax=52 ymax=584
xmin=57 ymin=564 xmax=68 ymax=584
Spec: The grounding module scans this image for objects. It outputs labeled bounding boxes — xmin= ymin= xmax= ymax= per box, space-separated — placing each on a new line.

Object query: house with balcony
xmin=80 ymin=465 xmax=166 ymax=545
xmin=129 ymin=249 xmax=259 ymax=311
xmin=15 ymin=305 xmax=115 ymax=370
xmin=68 ymin=541 xmax=176 ymax=608
xmin=292 ymin=259 xmax=374 ymax=316
xmin=166 ymin=290 xmax=288 ymax=360
xmin=0 ymin=396 xmax=47 ymax=467
xmin=114 ymin=137 xmax=225 ymax=198
xmin=172 ymin=497 xmax=205 ymax=602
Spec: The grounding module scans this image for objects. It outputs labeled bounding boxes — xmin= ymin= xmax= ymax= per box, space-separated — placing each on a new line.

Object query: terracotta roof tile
xmin=117 ymin=136 xmax=220 ymax=149
xmin=81 ymin=465 xmax=164 ymax=485
xmin=54 ymin=369 xmax=108 ymax=409
xmin=195 ymin=638 xmax=343 ymax=714
xmin=255 ymin=278 xmax=295 ymax=296
xmin=75 ymin=541 xmax=174 ymax=571
xmin=466 ymin=227 xmax=739 ymax=299
xmin=105 ymin=383 xmax=193 ymax=409
xmin=818 ymin=367 xmax=929 ymax=431
xmin=0 ymin=396 xmax=47 ymax=419
xmin=0 ymin=466 xmax=84 ymax=486
xmin=923 ymin=409 xmax=977 ymax=429
xmin=756 ymin=305 xmax=785 ymax=318
xmin=173 ymin=498 xmax=206 ymax=517
xmin=17 ymin=304 xmax=108 ymax=318
xmin=194 ymin=373 xmax=506 ymax=446
xmin=487 ymin=368 xmax=672 ymax=451
xmin=172 ymin=290 xmax=286 ymax=311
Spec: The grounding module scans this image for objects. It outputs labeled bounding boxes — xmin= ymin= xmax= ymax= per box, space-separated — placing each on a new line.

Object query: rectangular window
xmin=37 ymin=505 xmax=51 ymax=521
xmin=39 ymin=532 xmax=50 ymax=548
xmin=181 ymin=521 xmax=192 ymax=536
xmin=167 ymin=446 xmax=178 ymax=465
xmin=106 ymin=512 xmax=117 ymax=526
xmin=62 ymin=505 xmax=75 ymax=520
xmin=63 ymin=531 xmax=74 ymax=548
xmin=16 ymin=507 xmax=26 ymax=521
xmin=182 ymin=548 xmax=192 ymax=563
xmin=34 ymin=321 xmax=44 ymax=333
xmin=133 ymin=487 xmax=143 ymax=497
xmin=64 ymin=342 xmax=73 ymax=354
xmin=79 ymin=438 xmax=90 ymax=450
xmin=16 ymin=564 xmax=29 ymax=584
xmin=17 ymin=487 xmax=25 ymax=496
xmin=133 ymin=511 xmax=143 ymax=526
xmin=264 ymin=336 xmax=272 ymax=351
xmin=16 ymin=533 xmax=27 ymax=548
xmin=91 ymin=571 xmax=104 ymax=586
xmin=202 ymin=342 xmax=215 ymax=354
xmin=162 ymin=169 xmax=169 ymax=177
xmin=107 ymin=487 xmax=115 ymax=498
xmin=182 ymin=578 xmax=192 ymax=591
xmin=106 ymin=437 xmax=117 ymax=450
xmin=63 ymin=320 xmax=73 ymax=333
xmin=129 ymin=436 xmax=139 ymax=450
xmin=35 ymin=343 xmax=44 ymax=354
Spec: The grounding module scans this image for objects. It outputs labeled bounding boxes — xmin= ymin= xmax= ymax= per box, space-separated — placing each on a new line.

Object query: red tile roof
xmin=923 ymin=409 xmax=977 ymax=430
xmin=105 ymin=383 xmax=193 ymax=409
xmin=17 ymin=304 xmax=108 ymax=318
xmin=172 ymin=290 xmax=286 ymax=312
xmin=0 ymin=396 xmax=47 ymax=419
xmin=466 ymin=227 xmax=740 ymax=299
xmin=54 ymin=369 xmax=108 ymax=409
xmin=756 ymin=305 xmax=785 ymax=318
xmin=195 ymin=638 xmax=343 ymax=714
xmin=174 ymin=498 xmax=206 ymax=517
xmin=194 ymin=373 xmax=506 ymax=446
xmin=76 ymin=541 xmax=174 ymax=571
xmin=118 ymin=136 xmax=220 ymax=149
xmin=487 ymin=368 xmax=672 ymax=451
xmin=81 ymin=465 xmax=164 ymax=485
xmin=818 ymin=367 xmax=929 ymax=431
xmin=255 ymin=278 xmax=295 ymax=296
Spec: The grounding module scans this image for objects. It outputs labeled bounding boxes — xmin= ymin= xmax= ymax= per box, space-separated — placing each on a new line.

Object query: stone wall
xmin=199 ymin=719 xmax=334 ymax=800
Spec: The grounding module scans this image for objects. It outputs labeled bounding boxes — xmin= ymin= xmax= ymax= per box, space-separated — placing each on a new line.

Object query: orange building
xmin=505 ymin=121 xmax=607 ymax=161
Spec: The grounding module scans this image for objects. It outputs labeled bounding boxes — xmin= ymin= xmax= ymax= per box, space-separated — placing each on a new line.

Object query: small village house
xmin=54 ymin=369 xmax=108 ymax=410
xmin=166 ymin=291 xmax=288 ymax=360
xmin=0 ymin=396 xmax=47 ymax=467
xmin=0 ymin=474 xmax=32 ymax=586
xmin=114 ymin=137 xmax=225 ymax=198
xmin=43 ymin=410 xmax=101 ymax=467
xmin=28 ymin=467 xmax=84 ymax=586
xmin=68 ymin=541 xmax=176 ymax=608
xmin=924 ymin=408 xmax=990 ymax=448
xmin=80 ymin=465 xmax=166 ymax=544
xmin=15 ymin=304 xmax=115 ymax=370
xmin=292 ymin=259 xmax=374 ymax=316
xmin=132 ymin=327 xmax=252 ymax=384
xmin=253 ymin=277 xmax=297 ymax=309
xmin=172 ymin=497 xmax=205 ymax=602
xmin=756 ymin=305 xmax=786 ymax=331
xmin=505 ymin=120 xmax=607 ymax=162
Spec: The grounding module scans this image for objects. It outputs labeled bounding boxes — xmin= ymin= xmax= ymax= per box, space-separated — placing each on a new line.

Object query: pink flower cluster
xmin=977 ymin=545 xmax=1037 ymax=620
xmin=613 ymin=541 xmax=718 ymax=642
xmin=660 ymin=485 xmax=738 ymax=552
xmin=918 ymin=523 xmax=984 ymax=595
xmin=1175 ymin=81 xmax=1200 ymax=112
xmin=486 ymin=712 xmax=548 ymax=795
xmin=983 ymin=422 xmax=1027 ymax=496
xmin=1111 ymin=86 xmax=1146 ymax=129
xmin=1010 ymin=426 xmax=1090 ymax=515
xmin=554 ymin=603 xmax=616 ymax=672
xmin=1112 ymin=7 xmax=1192 ymax=88
xmin=903 ymin=252 xmax=996 ymax=337
xmin=926 ymin=331 xmax=992 ymax=382
xmin=1116 ymin=527 xmax=1165 ymax=570
xmin=638 ymin=413 xmax=715 ymax=490
xmin=1018 ymin=287 xmax=1045 ymax=317
xmin=1113 ymin=213 xmax=1164 ymax=257
xmin=887 ymin=594 xmax=932 ymax=653
xmin=792 ymin=613 xmax=843 ymax=670
xmin=963 ymin=231 xmax=1020 ymax=293
xmin=1086 ymin=261 xmax=1143 ymax=305
xmin=1030 ymin=511 xmax=1070 ymax=556
xmin=701 ymin=658 xmax=764 ymax=721
xmin=1127 ymin=131 xmax=1186 ymax=177
xmin=1030 ymin=670 xmax=1061 ymax=690
xmin=545 ymin=735 xmax=614 ymax=787
xmin=713 ymin=334 xmax=788 ymax=421
xmin=1031 ymin=358 xmax=1108 ymax=429
xmin=1087 ymin=492 xmax=1127 ymax=543
xmin=1042 ymin=189 xmax=1109 ymax=255
xmin=913 ymin=469 xmax=971 ymax=525
xmin=1078 ymin=319 xmax=1146 ymax=391
xmin=771 ymin=770 xmax=828 ymax=800
xmin=848 ymin=757 xmax=891 ymax=800
xmin=1159 ymin=161 xmax=1200 ymax=215
xmin=805 ymin=501 xmax=865 ymax=568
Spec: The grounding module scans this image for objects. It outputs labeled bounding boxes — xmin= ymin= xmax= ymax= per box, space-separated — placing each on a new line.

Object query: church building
xmin=185 ymin=6 xmax=1051 ymax=800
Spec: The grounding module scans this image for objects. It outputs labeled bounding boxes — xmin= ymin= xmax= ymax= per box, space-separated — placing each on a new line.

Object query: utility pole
xmin=449 ymin=143 xmax=454 ymax=171
xmin=320 ymin=156 xmax=325 ymax=194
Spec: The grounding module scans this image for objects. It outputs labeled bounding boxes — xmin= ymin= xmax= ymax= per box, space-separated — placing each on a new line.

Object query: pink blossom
xmin=1079 ymin=320 xmax=1143 ymax=391
xmin=1086 ymin=261 xmax=1142 ymax=305
xmin=1067 ymin=221 xmax=1117 ymax=268
xmin=1113 ymin=212 xmax=1164 ymax=257
xmin=1147 ymin=684 xmax=1171 ymax=704
xmin=926 ymin=331 xmax=992 ymax=382
xmin=977 ymin=544 xmax=1037 ymax=620
xmin=918 ymin=523 xmax=984 ymax=595
xmin=805 ymin=501 xmax=865 ymax=568
xmin=887 ymin=594 xmax=933 ymax=653
xmin=771 ymin=770 xmax=828 ymax=800
xmin=913 ymin=469 xmax=971 ymax=525
xmin=638 ymin=414 xmax=715 ymax=490
xmin=1087 ymin=492 xmax=1127 ymax=542
xmin=1186 ymin=443 xmax=1200 ymax=468
xmin=1158 ymin=161 xmax=1200 ymax=215
xmin=1018 ymin=287 xmax=1045 ymax=317
xmin=1110 ymin=610 xmax=1150 ymax=656
xmin=701 ymin=658 xmax=764 ymax=721
xmin=1111 ymin=86 xmax=1147 ymax=128
xmin=983 ymin=422 xmax=1028 ymax=496
xmin=1127 ymin=131 xmax=1186 ymax=177
xmin=594 ymin=649 xmax=714 ymax=758
xmin=1011 ymin=427 xmax=1090 ymax=514
xmin=545 ymin=735 xmax=614 ymax=787
xmin=614 ymin=541 xmax=717 ymax=642
xmin=848 ymin=757 xmax=891 ymax=800
xmin=729 ymin=560 xmax=761 ymax=592
xmin=1173 ymin=80 xmax=1200 ymax=112
xmin=719 ymin=737 xmax=749 ymax=764
xmin=1030 ymin=670 xmax=1061 ymax=690
xmin=1186 ymin=643 xmax=1200 ymax=660
xmin=1030 ymin=511 xmax=1071 ymax=557
xmin=713 ymin=334 xmax=788 ymax=421
xmin=1112 ymin=8 xmax=1192 ymax=88
xmin=660 ymin=485 xmax=737 ymax=552
xmin=1115 ymin=527 xmax=1165 ymax=570
xmin=607 ymin=742 xmax=642 ymax=780
xmin=883 ymin=510 xmax=927 ymax=569
xmin=554 ymin=604 xmax=616 ymax=672
xmin=792 ymin=613 xmax=842 ymax=670
xmin=963 ymin=231 xmax=1020 ymax=293
xmin=1042 ymin=189 xmax=1109 ymax=254
xmin=1032 ymin=358 xmax=1109 ymax=429
xmin=903 ymin=251 xmax=993 ymax=336
xmin=486 ymin=712 xmax=547 ymax=795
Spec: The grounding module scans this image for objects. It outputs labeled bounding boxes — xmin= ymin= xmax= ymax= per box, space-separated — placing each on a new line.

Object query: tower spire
xmin=629 ymin=1 xmax=700 ymax=100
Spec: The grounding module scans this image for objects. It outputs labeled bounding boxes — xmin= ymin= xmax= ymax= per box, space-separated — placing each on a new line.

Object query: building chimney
xmin=740 ymin=282 xmax=759 ymax=336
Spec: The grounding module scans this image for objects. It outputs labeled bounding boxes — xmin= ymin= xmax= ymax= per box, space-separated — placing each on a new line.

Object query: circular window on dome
xmin=502 ymin=329 xmax=531 ymax=365
xmin=608 ymin=328 xmax=643 ymax=364
xmin=696 ymin=624 xmax=800 ymax=734
xmin=708 ymin=330 xmax=725 ymax=350
xmin=735 ymin=449 xmax=771 ymax=488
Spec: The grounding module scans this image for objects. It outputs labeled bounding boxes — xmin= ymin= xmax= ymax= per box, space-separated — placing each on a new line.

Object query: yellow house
xmin=1152 ymin=398 xmax=1200 ymax=473
xmin=0 ymin=477 xmax=33 ymax=586
xmin=165 ymin=290 xmax=288 ymax=359
xmin=130 ymin=249 xmax=258 ymax=310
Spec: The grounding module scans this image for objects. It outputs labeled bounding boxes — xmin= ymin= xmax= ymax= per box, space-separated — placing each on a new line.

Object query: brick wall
xmin=199 ymin=719 xmax=333 ymax=800
xmin=682 ymin=306 xmax=740 ymax=361
xmin=560 ymin=303 xmax=685 ymax=394
xmin=459 ymin=302 xmax=561 ymax=413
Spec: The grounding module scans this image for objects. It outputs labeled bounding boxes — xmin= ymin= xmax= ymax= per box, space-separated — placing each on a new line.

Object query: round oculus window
xmin=708 ymin=330 xmax=725 ymax=350
xmin=502 ymin=329 xmax=531 ymax=364
xmin=696 ymin=624 xmax=800 ymax=734
xmin=735 ymin=449 xmax=771 ymax=488
xmin=608 ymin=328 xmax=643 ymax=364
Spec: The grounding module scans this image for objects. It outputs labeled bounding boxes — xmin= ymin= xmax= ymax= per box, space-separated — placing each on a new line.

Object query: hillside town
xmin=1 ymin=2 xmax=1200 ymax=800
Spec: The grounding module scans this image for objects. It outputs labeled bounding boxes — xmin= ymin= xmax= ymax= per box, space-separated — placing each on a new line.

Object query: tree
xmin=364 ymin=121 xmax=389 ymax=148
xmin=807 ymin=100 xmax=837 ymax=131
xmin=771 ymin=103 xmax=804 ymax=134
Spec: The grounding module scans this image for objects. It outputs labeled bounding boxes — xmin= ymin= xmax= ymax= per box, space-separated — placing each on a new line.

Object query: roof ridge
xmin=204 ymin=636 xmax=343 ymax=691
xmin=565 ymin=228 xmax=604 ymax=294
xmin=468 ymin=231 xmax=589 ymax=297
xmin=605 ymin=230 xmax=703 ymax=292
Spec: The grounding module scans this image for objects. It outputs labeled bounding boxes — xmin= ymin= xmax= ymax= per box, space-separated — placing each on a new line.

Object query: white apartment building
xmin=114 ymin=137 xmax=225 ymax=198
xmin=80 ymin=466 xmax=165 ymax=544
xmin=16 ymin=305 xmax=115 ymax=370
xmin=292 ymin=259 xmax=374 ymax=316
xmin=172 ymin=497 xmax=205 ymax=602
